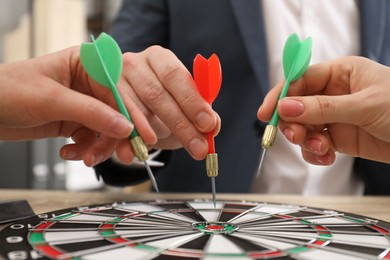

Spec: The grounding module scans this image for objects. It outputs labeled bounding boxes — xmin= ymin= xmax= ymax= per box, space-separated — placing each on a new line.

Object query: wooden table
xmin=1 ymin=189 xmax=390 ymax=223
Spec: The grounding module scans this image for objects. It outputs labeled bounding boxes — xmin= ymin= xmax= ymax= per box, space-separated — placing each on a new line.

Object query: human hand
xmin=0 ymin=46 xmax=156 ymax=167
xmin=258 ymin=56 xmax=390 ymax=165
xmin=117 ymin=46 xmax=220 ymax=161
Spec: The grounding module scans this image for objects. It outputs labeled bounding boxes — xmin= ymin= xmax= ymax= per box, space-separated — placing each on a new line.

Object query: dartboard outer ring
xmin=1 ymin=199 xmax=390 ymax=260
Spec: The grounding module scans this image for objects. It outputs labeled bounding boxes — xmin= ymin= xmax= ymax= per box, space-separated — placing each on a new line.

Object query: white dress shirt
xmin=251 ymin=0 xmax=365 ymax=195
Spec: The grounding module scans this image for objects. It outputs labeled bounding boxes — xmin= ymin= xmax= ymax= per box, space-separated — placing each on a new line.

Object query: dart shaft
xmin=269 ymin=79 xmax=291 ymax=127
xmin=110 ymin=86 xmax=139 ymax=139
xmin=207 ymin=133 xmax=215 ymax=154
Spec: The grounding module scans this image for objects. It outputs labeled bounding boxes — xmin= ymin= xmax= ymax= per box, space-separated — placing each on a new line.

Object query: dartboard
xmin=1 ymin=200 xmax=390 ymax=260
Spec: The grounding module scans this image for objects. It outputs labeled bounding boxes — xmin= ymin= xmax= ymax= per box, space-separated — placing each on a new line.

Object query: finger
xmin=41 ymin=80 xmax=134 ymax=138
xmin=301 ymin=129 xmax=335 ymax=165
xmin=70 ymin=127 xmax=98 ymax=144
xmin=60 ymin=128 xmax=98 ymax=161
xmin=122 ymin=48 xmax=210 ymax=160
xmin=258 ymin=80 xmax=285 ymax=122
xmin=150 ymin=135 xmax=183 ymax=150
xmin=115 ymin=139 xmax=136 ymax=164
xmin=302 ymin=148 xmax=336 ymax=166
xmin=143 ymin=115 xmax=172 ymax=140
xmin=284 ymin=61 xmax=334 ymax=96
xmin=82 ymin=135 xmax=117 ymax=167
xmin=277 ymin=93 xmax=366 ymax=126
xmin=118 ymin=85 xmax=158 ymax=145
xmin=278 ymin=120 xmax=307 ymax=145
xmin=213 ymin=112 xmax=221 ymax=137
xmin=302 ymin=131 xmax=332 ymax=157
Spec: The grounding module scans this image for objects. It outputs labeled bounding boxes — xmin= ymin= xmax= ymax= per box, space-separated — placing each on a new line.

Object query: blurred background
xmin=0 ymin=0 xmax=123 ymax=191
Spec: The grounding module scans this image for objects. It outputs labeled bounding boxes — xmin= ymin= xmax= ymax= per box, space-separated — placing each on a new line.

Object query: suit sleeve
xmin=111 ymin=0 xmax=169 ymax=52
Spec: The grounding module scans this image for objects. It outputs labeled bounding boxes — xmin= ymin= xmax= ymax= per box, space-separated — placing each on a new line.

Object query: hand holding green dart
xmin=80 ymin=32 xmax=159 ymax=192
xmin=262 ymin=33 xmax=312 ymax=149
xmin=257 ymin=33 xmax=312 ymax=178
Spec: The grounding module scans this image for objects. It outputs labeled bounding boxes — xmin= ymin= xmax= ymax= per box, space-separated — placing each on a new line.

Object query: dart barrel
xmin=261 ymin=125 xmax=278 ymax=149
xmin=130 ymin=136 xmax=149 ymax=161
xmin=206 ymin=153 xmax=218 ymax=177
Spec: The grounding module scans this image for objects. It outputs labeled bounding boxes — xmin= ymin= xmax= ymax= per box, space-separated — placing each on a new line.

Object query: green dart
xmin=256 ymin=33 xmax=312 ymax=178
xmin=80 ymin=32 xmax=159 ymax=192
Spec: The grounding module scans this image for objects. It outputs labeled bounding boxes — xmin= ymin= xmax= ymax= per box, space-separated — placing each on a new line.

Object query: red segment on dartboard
xmin=35 ymin=245 xmax=63 ymax=258
xmin=205 ymin=224 xmax=225 ymax=231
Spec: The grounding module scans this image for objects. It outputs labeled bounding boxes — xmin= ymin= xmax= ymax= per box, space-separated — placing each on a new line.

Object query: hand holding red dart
xmin=193 ymin=53 xmax=222 ymax=206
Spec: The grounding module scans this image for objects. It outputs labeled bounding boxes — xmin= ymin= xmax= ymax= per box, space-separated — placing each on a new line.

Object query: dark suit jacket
xmin=95 ymin=0 xmax=390 ymax=194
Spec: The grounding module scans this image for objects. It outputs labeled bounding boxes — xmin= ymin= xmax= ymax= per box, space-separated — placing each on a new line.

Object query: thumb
xmin=278 ymin=95 xmax=362 ymax=125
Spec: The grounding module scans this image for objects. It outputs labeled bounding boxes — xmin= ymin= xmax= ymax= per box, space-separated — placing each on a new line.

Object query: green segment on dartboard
xmin=269 ymin=33 xmax=312 ymax=127
xmin=80 ymin=32 xmax=139 ymax=139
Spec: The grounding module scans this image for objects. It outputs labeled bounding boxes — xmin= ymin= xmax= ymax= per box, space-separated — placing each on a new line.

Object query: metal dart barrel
xmin=206 ymin=153 xmax=218 ymax=208
xmin=261 ymin=125 xmax=278 ymax=149
xmin=130 ymin=136 xmax=149 ymax=161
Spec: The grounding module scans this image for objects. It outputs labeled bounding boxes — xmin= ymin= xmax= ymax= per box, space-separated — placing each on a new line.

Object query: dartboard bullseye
xmin=193 ymin=222 xmax=239 ymax=234
xmin=1 ymin=200 xmax=390 ymax=260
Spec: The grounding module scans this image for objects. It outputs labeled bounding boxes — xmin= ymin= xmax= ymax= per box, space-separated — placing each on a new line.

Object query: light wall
xmin=33 ymin=0 xmax=87 ymax=57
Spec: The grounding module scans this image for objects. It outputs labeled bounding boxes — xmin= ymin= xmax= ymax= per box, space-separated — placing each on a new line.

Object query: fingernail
xmin=112 ymin=116 xmax=133 ymax=136
xmin=62 ymin=149 xmax=76 ymax=160
xmin=306 ymin=138 xmax=323 ymax=155
xmin=189 ymin=138 xmax=206 ymax=158
xmin=196 ymin=112 xmax=212 ymax=131
xmin=316 ymin=154 xmax=331 ymax=165
xmin=284 ymin=128 xmax=295 ymax=143
xmin=279 ymin=99 xmax=304 ymax=117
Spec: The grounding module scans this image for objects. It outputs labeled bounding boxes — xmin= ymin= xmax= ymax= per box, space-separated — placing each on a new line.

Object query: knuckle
xmin=316 ymin=96 xmax=334 ymax=119
xmin=144 ymin=82 xmax=166 ymax=105
xmin=146 ymin=45 xmax=166 ymax=54
xmin=162 ymin=64 xmax=187 ymax=84
xmin=122 ymin=52 xmax=139 ymax=70
xmin=172 ymin=119 xmax=191 ymax=134
xmin=180 ymin=90 xmax=198 ymax=109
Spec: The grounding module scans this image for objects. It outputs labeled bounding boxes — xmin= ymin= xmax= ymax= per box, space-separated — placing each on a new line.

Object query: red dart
xmin=193 ymin=53 xmax=222 ymax=207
